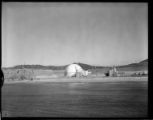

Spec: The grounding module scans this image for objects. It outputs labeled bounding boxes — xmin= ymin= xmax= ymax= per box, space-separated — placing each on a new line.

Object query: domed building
xmin=65 ymin=63 xmax=91 ymax=77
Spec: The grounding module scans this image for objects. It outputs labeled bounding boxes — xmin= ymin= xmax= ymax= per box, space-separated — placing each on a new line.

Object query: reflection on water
xmin=2 ymin=81 xmax=147 ymax=117
xmin=68 ymin=82 xmax=90 ymax=88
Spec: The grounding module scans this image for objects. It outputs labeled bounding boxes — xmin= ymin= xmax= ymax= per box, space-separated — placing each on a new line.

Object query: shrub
xmin=9 ymin=74 xmax=18 ymax=80
xmin=19 ymin=74 xmax=27 ymax=80
xmin=4 ymin=69 xmax=34 ymax=81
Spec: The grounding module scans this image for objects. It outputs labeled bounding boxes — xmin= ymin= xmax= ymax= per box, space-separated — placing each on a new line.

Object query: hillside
xmin=4 ymin=65 xmax=67 ymax=70
xmin=139 ymin=59 xmax=148 ymax=65
xmin=117 ymin=59 xmax=148 ymax=71
xmin=2 ymin=59 xmax=148 ymax=71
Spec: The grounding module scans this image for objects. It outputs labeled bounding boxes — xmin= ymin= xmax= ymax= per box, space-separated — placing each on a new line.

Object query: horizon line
xmin=2 ymin=58 xmax=148 ymax=68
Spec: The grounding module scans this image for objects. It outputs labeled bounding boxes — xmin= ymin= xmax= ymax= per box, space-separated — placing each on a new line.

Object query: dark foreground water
xmin=2 ymin=81 xmax=147 ymax=117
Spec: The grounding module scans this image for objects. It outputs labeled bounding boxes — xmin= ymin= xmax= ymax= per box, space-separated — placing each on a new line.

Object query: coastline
xmin=3 ymin=76 xmax=148 ymax=84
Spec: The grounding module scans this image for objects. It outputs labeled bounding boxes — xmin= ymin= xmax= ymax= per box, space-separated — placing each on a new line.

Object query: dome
xmin=65 ymin=64 xmax=91 ymax=77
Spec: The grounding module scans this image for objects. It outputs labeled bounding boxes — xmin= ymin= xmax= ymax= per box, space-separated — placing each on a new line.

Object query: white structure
xmin=108 ymin=67 xmax=118 ymax=77
xmin=65 ymin=64 xmax=91 ymax=77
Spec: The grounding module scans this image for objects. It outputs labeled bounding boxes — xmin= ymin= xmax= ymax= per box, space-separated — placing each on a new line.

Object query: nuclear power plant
xmin=65 ymin=63 xmax=91 ymax=77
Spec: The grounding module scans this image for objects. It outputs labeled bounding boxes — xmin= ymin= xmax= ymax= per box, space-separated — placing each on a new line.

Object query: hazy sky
xmin=2 ymin=3 xmax=148 ymax=67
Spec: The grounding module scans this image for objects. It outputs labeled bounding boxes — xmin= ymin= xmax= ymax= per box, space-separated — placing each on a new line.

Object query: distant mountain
xmin=139 ymin=59 xmax=148 ymax=65
xmin=117 ymin=59 xmax=148 ymax=71
xmin=3 ymin=59 xmax=148 ymax=71
xmin=7 ymin=63 xmax=104 ymax=70
xmin=7 ymin=64 xmax=67 ymax=70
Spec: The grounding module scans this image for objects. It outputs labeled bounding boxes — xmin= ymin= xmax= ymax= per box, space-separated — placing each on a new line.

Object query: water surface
xmin=2 ymin=81 xmax=148 ymax=117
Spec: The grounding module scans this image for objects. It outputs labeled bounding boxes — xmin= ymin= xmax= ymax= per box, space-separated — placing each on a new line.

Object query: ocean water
xmin=2 ymin=81 xmax=148 ymax=117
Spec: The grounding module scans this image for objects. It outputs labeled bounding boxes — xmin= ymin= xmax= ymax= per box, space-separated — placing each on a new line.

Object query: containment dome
xmin=65 ymin=64 xmax=91 ymax=77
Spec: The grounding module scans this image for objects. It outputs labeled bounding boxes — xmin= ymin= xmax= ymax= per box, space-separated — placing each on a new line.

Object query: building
xmin=65 ymin=64 xmax=91 ymax=77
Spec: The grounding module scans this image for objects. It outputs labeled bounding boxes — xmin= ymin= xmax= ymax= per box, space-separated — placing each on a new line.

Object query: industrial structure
xmin=65 ymin=64 xmax=91 ymax=77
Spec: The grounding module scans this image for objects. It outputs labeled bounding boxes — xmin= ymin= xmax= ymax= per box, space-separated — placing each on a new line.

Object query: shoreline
xmin=3 ymin=76 xmax=148 ymax=84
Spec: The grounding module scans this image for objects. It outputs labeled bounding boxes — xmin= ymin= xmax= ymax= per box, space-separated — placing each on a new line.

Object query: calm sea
xmin=2 ymin=81 xmax=147 ymax=117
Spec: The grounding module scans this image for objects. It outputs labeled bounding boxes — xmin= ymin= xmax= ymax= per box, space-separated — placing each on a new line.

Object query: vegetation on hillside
xmin=3 ymin=69 xmax=34 ymax=81
xmin=2 ymin=59 xmax=148 ymax=72
xmin=2 ymin=59 xmax=148 ymax=81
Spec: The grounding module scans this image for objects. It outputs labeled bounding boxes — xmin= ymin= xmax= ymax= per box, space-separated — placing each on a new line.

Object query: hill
xmin=4 ymin=65 xmax=67 ymax=70
xmin=139 ymin=59 xmax=148 ymax=65
xmin=117 ymin=59 xmax=148 ymax=71
xmin=2 ymin=59 xmax=148 ymax=71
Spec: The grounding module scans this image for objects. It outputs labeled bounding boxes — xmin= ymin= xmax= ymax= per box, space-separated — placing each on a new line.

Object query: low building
xmin=106 ymin=67 xmax=118 ymax=77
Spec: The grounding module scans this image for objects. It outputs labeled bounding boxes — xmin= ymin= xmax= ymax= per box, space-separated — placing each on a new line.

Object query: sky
xmin=2 ymin=3 xmax=148 ymax=67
